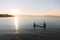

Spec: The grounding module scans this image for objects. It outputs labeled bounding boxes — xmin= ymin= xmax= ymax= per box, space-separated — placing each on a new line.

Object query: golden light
xmin=14 ymin=17 xmax=19 ymax=31
xmin=12 ymin=9 xmax=19 ymax=15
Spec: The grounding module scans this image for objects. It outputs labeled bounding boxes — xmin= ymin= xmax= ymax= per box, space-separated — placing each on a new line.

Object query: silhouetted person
xmin=43 ymin=22 xmax=46 ymax=30
xmin=33 ymin=22 xmax=36 ymax=30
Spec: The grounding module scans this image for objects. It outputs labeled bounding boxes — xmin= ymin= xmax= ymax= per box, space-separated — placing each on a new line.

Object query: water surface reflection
xmin=14 ymin=16 xmax=19 ymax=33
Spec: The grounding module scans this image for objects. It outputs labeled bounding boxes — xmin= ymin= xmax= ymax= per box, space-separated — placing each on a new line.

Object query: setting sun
xmin=12 ymin=9 xmax=19 ymax=15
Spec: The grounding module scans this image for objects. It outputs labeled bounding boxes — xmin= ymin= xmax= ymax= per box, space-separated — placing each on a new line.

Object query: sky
xmin=0 ymin=0 xmax=60 ymax=16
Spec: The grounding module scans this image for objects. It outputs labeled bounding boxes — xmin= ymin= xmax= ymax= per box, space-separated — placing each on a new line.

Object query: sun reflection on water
xmin=14 ymin=16 xmax=19 ymax=33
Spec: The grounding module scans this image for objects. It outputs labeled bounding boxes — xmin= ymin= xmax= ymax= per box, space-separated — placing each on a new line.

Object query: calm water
xmin=0 ymin=16 xmax=60 ymax=35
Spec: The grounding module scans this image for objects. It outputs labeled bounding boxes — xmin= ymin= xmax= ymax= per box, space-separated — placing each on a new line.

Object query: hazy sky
xmin=0 ymin=0 xmax=60 ymax=15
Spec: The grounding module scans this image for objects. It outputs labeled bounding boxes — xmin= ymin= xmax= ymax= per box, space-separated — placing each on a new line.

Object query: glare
xmin=12 ymin=9 xmax=19 ymax=15
xmin=14 ymin=17 xmax=19 ymax=30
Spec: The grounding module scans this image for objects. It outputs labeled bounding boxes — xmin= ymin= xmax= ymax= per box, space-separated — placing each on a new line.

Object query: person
xmin=43 ymin=22 xmax=46 ymax=30
xmin=33 ymin=22 xmax=36 ymax=29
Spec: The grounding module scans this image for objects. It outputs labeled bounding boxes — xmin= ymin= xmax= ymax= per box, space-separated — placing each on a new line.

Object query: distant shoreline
xmin=0 ymin=16 xmax=14 ymax=17
xmin=0 ymin=14 xmax=60 ymax=17
xmin=0 ymin=14 xmax=14 ymax=17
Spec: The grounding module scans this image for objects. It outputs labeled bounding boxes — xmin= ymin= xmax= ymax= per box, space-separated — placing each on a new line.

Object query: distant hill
xmin=0 ymin=14 xmax=14 ymax=17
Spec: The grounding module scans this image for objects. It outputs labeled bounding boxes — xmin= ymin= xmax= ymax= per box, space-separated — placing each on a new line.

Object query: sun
xmin=12 ymin=9 xmax=19 ymax=15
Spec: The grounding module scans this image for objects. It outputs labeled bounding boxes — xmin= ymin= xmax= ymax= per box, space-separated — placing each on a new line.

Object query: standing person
xmin=33 ymin=22 xmax=36 ymax=29
xmin=43 ymin=22 xmax=46 ymax=30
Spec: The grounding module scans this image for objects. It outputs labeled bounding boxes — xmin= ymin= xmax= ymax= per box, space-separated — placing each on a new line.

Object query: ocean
xmin=0 ymin=16 xmax=60 ymax=40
